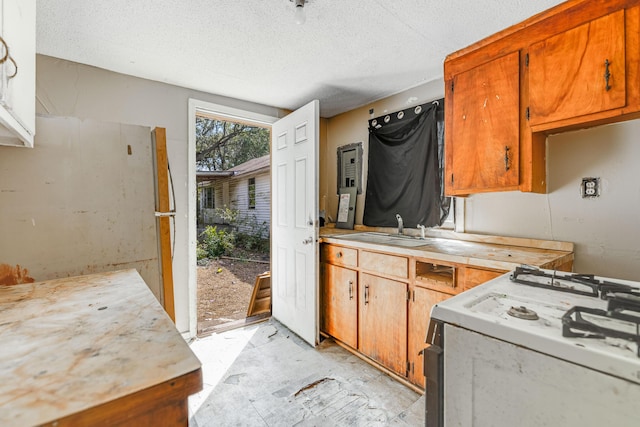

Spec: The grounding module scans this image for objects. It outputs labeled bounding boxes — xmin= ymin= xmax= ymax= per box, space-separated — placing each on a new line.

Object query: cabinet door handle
xmin=504 ymin=146 xmax=510 ymax=171
xmin=364 ymin=284 xmax=369 ymax=305
xmin=336 ymin=251 xmax=342 ymax=258
xmin=604 ymin=59 xmax=611 ymax=91
xmin=348 ymin=280 xmax=353 ymax=300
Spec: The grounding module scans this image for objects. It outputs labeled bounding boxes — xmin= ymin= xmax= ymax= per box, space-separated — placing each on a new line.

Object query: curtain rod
xmin=368 ymin=98 xmax=444 ymax=129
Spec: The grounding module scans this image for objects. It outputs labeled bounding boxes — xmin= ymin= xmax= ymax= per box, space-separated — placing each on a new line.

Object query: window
xmin=203 ymin=187 xmax=214 ymax=209
xmin=248 ymin=178 xmax=256 ymax=209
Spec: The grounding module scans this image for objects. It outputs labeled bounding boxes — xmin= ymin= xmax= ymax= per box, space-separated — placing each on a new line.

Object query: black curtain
xmin=363 ymin=101 xmax=447 ymax=228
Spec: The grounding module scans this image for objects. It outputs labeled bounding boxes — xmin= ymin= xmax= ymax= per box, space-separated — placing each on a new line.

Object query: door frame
xmin=187 ymin=99 xmax=279 ymax=338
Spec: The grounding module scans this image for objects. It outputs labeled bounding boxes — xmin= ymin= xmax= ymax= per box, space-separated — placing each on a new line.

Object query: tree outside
xmin=196 ymin=117 xmax=270 ymax=171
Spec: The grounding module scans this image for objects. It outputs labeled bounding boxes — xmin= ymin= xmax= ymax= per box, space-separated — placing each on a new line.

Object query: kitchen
xmin=2 ymin=0 xmax=640 ymax=425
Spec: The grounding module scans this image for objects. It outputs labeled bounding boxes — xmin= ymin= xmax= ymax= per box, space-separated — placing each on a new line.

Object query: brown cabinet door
xmin=447 ymin=51 xmax=520 ymax=195
xmin=321 ymin=264 xmax=358 ymax=348
xmin=358 ymin=273 xmax=407 ymax=377
xmin=407 ymin=287 xmax=450 ymax=388
xmin=529 ymin=10 xmax=626 ymax=127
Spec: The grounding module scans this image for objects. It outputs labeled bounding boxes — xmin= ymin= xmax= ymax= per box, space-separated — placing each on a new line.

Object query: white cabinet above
xmin=0 ymin=0 xmax=35 ymax=147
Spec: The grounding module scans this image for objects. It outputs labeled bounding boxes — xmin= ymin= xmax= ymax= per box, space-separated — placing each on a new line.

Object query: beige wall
xmin=325 ymin=79 xmax=640 ymax=281
xmin=324 ymin=79 xmax=444 ymax=224
xmin=35 ymin=55 xmax=288 ymax=334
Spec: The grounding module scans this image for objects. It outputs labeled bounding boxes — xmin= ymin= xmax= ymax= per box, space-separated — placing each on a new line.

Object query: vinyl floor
xmin=188 ymin=319 xmax=425 ymax=426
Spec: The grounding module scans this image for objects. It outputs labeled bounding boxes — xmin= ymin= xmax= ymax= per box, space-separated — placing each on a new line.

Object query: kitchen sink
xmin=331 ymin=232 xmax=430 ymax=248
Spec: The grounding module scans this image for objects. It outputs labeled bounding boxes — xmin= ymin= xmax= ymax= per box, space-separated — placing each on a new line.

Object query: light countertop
xmin=320 ymin=227 xmax=574 ymax=271
xmin=0 ymin=269 xmax=201 ymax=426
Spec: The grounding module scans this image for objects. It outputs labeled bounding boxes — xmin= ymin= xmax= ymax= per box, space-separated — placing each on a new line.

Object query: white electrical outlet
xmin=581 ymin=177 xmax=600 ymax=198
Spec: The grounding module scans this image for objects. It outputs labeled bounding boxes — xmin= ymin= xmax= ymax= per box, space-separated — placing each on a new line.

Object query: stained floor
xmin=188 ymin=319 xmax=425 ymax=426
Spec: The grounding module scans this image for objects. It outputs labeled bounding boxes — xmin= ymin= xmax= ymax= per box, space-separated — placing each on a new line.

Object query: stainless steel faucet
xmin=395 ymin=213 xmax=403 ymax=235
xmin=417 ymin=224 xmax=426 ymax=239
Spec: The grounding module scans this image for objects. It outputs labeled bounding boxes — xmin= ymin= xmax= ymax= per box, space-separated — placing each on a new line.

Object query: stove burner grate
xmin=510 ymin=266 xmax=600 ymax=297
xmin=510 ymin=266 xmax=639 ymax=299
xmin=562 ymin=306 xmax=640 ymax=357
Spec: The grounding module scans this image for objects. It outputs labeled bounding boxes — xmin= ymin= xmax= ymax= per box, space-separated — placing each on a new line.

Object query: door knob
xmin=302 ymin=237 xmax=313 ymax=245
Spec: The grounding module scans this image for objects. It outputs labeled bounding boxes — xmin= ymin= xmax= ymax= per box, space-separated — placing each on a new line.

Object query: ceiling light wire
xmin=292 ymin=0 xmax=306 ymax=25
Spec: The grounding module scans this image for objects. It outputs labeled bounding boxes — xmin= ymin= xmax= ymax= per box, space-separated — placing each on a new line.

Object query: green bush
xmin=214 ymin=206 xmax=239 ymax=225
xmin=198 ymin=226 xmax=235 ymax=259
xmin=212 ymin=207 xmax=270 ymax=254
xmin=196 ymin=246 xmax=208 ymax=261
xmin=235 ymin=232 xmax=269 ymax=252
xmin=234 ymin=213 xmax=269 ymax=252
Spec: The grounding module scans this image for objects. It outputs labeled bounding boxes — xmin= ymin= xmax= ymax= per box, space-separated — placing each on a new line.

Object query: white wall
xmin=467 ymin=120 xmax=640 ymax=281
xmin=35 ymin=55 xmax=287 ymax=334
xmin=326 ymin=79 xmax=640 ymax=282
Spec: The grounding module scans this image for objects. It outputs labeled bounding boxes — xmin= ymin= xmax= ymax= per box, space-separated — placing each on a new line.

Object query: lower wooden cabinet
xmin=460 ymin=266 xmax=506 ymax=291
xmin=359 ymin=273 xmax=408 ymax=377
xmin=407 ymin=286 xmax=450 ymax=388
xmin=321 ymin=263 xmax=358 ymax=348
xmin=321 ymin=246 xmax=510 ymax=389
xmin=320 ymin=241 xmax=570 ymax=390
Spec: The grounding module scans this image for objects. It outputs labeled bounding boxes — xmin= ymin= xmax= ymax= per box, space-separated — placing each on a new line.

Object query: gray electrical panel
xmin=337 ymin=142 xmax=363 ymax=195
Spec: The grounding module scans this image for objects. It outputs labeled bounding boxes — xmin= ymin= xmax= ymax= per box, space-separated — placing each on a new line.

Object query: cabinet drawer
xmin=322 ymin=245 xmax=357 ymax=268
xmin=360 ymin=251 xmax=408 ymax=279
xmin=415 ymin=260 xmax=459 ymax=295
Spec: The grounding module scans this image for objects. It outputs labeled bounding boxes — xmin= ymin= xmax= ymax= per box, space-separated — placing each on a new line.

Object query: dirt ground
xmin=197 ymin=251 xmax=270 ymax=335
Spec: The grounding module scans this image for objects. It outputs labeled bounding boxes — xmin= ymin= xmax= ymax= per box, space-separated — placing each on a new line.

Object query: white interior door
xmin=271 ymin=100 xmax=319 ymax=346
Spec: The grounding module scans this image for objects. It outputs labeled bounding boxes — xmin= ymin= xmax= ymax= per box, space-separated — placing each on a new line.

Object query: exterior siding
xmin=199 ymin=170 xmax=270 ymax=238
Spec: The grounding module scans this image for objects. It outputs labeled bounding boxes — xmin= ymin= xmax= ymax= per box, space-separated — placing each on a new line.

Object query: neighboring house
xmin=197 ymin=154 xmax=270 ymax=238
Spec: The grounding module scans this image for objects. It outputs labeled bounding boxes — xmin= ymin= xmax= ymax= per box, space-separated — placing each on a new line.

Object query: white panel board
xmin=295 ymin=158 xmax=307 ymax=229
xmin=295 ymin=122 xmax=307 ymax=143
xmin=277 ymin=163 xmax=287 ymax=226
xmin=0 ymin=116 xmax=160 ymax=296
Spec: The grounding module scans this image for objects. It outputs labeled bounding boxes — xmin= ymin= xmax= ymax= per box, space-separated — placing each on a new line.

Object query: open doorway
xmin=188 ymin=100 xmax=279 ymax=337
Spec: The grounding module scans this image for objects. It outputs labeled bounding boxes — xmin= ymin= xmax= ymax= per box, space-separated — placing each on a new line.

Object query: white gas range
xmin=425 ymin=266 xmax=640 ymax=427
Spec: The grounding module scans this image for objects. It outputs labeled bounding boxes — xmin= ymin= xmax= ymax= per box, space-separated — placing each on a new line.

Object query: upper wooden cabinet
xmin=528 ymin=10 xmax=626 ymax=127
xmin=444 ymin=0 xmax=640 ymax=196
xmin=0 ymin=0 xmax=36 ymax=147
xmin=447 ymin=52 xmax=520 ymax=194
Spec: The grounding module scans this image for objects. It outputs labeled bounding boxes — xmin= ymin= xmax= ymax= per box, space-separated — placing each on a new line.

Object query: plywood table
xmin=0 ymin=269 xmax=202 ymax=426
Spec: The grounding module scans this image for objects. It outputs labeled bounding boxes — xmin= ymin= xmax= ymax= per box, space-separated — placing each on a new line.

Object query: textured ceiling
xmin=36 ymin=0 xmax=565 ymax=118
